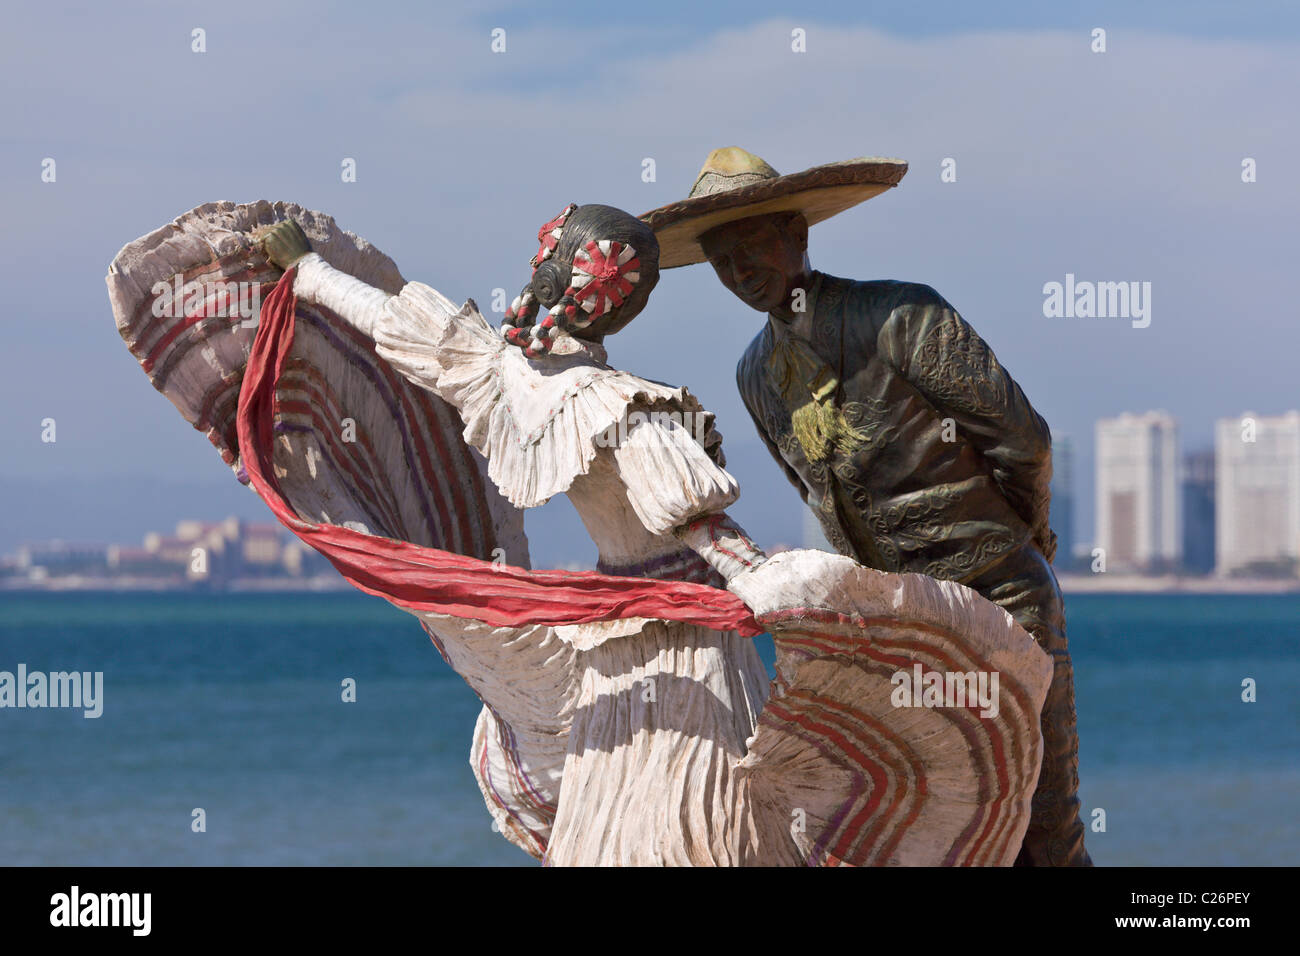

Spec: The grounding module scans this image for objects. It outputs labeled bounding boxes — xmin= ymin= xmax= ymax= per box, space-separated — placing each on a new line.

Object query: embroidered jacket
xmin=737 ymin=272 xmax=1057 ymax=584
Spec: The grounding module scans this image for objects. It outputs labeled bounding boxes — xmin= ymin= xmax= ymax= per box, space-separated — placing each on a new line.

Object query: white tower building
xmin=1095 ymin=412 xmax=1181 ymax=572
xmin=1215 ymin=411 xmax=1300 ymax=576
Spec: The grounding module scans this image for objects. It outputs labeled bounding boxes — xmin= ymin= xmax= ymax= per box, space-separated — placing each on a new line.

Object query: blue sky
xmin=2 ymin=1 xmax=1296 ymax=563
xmin=467 ymin=0 xmax=1300 ymax=41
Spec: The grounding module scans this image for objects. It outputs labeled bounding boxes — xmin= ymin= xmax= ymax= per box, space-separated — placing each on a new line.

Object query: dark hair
xmin=503 ymin=204 xmax=660 ymax=355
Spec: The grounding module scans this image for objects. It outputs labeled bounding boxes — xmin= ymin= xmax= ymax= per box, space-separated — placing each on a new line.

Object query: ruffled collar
xmin=376 ymin=285 xmax=720 ymax=510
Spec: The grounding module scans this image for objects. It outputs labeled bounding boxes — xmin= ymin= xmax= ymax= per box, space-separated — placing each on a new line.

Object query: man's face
xmin=700 ymin=213 xmax=808 ymax=313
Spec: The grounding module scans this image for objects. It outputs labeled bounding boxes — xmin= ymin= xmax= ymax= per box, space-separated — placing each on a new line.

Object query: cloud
xmin=1 ymin=9 xmax=1294 ymax=552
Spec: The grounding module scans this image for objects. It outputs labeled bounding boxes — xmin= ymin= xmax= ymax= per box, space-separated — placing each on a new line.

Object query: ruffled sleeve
xmin=611 ymin=411 xmax=739 ymax=536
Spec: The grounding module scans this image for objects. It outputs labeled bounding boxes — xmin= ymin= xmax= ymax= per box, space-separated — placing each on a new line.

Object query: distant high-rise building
xmin=1181 ymin=449 xmax=1216 ymax=575
xmin=1095 ymin=412 xmax=1181 ymax=572
xmin=1215 ymin=411 xmax=1300 ymax=577
xmin=1049 ymin=436 xmax=1075 ymax=566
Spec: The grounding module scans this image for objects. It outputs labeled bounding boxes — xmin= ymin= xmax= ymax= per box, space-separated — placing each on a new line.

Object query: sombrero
xmin=641 ymin=147 xmax=908 ymax=269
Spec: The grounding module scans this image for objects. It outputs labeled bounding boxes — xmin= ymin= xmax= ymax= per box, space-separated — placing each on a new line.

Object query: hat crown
xmin=689 ymin=147 xmax=780 ymax=199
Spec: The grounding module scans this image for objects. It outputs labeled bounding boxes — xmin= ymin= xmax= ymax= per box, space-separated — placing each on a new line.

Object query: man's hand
xmin=259 ymin=220 xmax=312 ymax=271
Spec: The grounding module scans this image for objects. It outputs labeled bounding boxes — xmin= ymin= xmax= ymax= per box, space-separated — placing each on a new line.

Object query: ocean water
xmin=0 ymin=591 xmax=1296 ymax=866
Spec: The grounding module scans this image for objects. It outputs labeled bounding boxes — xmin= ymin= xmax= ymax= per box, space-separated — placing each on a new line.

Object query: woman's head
xmin=503 ymin=203 xmax=660 ymax=356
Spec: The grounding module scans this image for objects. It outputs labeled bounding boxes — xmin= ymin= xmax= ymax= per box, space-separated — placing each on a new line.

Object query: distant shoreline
xmin=0 ymin=576 xmax=353 ymax=593
xmin=1056 ymin=573 xmax=1300 ymax=595
xmin=4 ymin=572 xmax=1299 ymax=597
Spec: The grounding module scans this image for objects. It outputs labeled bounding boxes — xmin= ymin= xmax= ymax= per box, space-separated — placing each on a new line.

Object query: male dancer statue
xmin=643 ymin=148 xmax=1091 ymax=866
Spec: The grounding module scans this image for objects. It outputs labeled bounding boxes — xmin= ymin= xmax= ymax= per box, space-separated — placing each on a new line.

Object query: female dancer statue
xmin=108 ymin=200 xmax=1052 ymax=865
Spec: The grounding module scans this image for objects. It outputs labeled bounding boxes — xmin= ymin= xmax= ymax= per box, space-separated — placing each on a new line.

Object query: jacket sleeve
xmin=876 ymin=287 xmax=1057 ymax=561
xmin=736 ymin=346 xmax=809 ymax=505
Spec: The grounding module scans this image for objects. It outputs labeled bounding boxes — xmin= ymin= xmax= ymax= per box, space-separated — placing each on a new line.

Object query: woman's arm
xmin=259 ymin=219 xmax=500 ymax=413
xmin=261 ymin=220 xmax=390 ymax=337
xmin=675 ymin=512 xmax=767 ymax=582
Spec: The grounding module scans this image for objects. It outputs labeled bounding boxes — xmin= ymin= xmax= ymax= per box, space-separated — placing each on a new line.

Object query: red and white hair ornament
xmin=568 ymin=240 xmax=641 ymax=321
xmin=530 ymin=203 xmax=578 ymax=269
xmin=503 ymin=204 xmax=643 ymax=357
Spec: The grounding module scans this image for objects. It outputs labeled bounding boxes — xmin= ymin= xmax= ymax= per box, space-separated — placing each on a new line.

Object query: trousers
xmin=965 ymin=542 xmax=1092 ymax=866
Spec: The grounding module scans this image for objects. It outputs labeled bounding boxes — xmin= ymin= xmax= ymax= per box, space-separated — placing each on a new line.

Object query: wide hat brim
xmin=641 ymin=157 xmax=907 ymax=269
